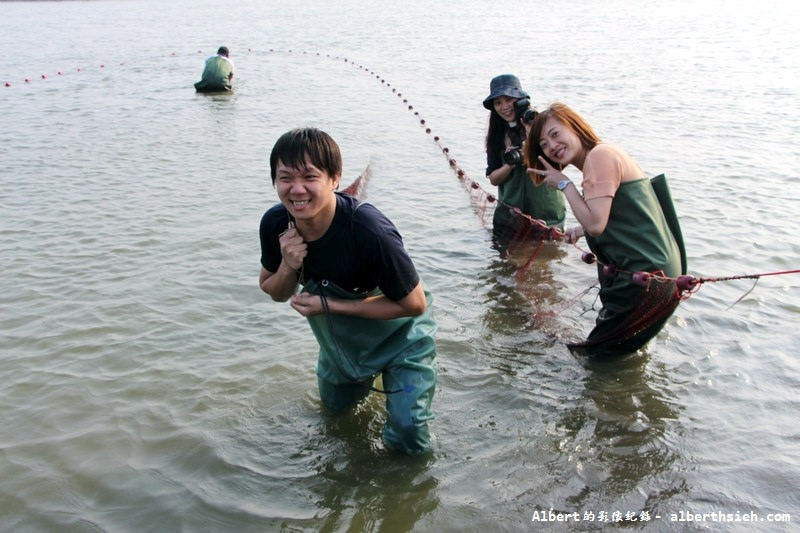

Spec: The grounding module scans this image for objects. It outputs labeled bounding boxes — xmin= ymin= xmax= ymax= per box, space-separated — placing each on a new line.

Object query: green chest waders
xmin=493 ymin=162 xmax=567 ymax=234
xmin=569 ymin=175 xmax=686 ymax=356
xmin=302 ymin=278 xmax=437 ymax=454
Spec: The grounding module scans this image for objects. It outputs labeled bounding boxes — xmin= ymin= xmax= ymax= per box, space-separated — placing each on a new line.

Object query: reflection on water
xmin=314 ymin=418 xmax=440 ymax=532
xmin=255 ymin=393 xmax=440 ymax=532
xmin=476 ymin=252 xmax=688 ymax=524
xmin=482 ymin=238 xmax=583 ymax=349
xmin=552 ymin=355 xmax=687 ymax=516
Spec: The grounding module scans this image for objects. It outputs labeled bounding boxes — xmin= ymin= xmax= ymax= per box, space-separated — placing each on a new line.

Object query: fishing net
xmin=341 ymin=164 xmax=371 ymax=199
xmin=567 ymin=273 xmax=681 ymax=357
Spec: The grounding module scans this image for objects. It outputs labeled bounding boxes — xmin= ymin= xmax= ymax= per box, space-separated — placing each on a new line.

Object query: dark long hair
xmin=524 ymin=103 xmax=601 ymax=183
xmin=485 ymin=105 xmax=525 ymax=158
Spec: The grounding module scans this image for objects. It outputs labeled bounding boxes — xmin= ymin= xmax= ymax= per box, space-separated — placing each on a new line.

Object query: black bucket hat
xmin=482 ymin=74 xmax=529 ymax=110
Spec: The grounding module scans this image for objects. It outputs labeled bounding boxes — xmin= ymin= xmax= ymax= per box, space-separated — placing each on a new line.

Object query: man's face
xmin=274 ymin=156 xmax=339 ymax=223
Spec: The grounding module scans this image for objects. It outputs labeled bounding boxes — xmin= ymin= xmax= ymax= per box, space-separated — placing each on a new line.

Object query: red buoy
xmin=632 ymin=271 xmax=652 ymax=286
xmin=676 ymin=274 xmax=698 ymax=293
xmin=581 ymin=252 xmax=597 ymax=264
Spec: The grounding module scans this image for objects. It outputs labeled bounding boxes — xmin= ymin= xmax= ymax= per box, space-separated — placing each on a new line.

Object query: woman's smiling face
xmin=538 ymin=116 xmax=583 ymax=166
xmin=493 ymin=95 xmax=518 ymax=123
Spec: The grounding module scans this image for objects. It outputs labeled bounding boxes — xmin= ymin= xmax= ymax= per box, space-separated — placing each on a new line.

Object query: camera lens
xmin=503 ymin=149 xmax=523 ymax=166
xmin=514 ymin=98 xmax=533 ymax=123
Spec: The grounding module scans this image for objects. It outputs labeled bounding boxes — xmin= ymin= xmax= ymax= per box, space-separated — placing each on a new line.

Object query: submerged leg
xmin=317 ymin=376 xmax=371 ymax=413
xmin=381 ymin=350 xmax=437 ymax=455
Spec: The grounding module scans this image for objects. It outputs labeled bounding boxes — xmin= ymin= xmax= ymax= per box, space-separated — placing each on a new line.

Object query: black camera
xmin=503 ymin=148 xmax=524 ymax=166
xmin=514 ymin=98 xmax=538 ymax=123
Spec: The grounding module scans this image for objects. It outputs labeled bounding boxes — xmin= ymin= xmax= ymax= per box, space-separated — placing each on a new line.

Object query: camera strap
xmin=507 ymin=127 xmax=523 ymax=148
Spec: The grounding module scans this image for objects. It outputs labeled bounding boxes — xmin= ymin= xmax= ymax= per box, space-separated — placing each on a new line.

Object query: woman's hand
xmin=563 ymin=225 xmax=584 ymax=244
xmin=521 ymin=116 xmax=533 ymax=136
xmin=528 ymin=156 xmax=567 ymax=188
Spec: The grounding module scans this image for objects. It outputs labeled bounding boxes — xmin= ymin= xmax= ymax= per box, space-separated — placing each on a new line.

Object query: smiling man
xmin=258 ymin=128 xmax=437 ymax=455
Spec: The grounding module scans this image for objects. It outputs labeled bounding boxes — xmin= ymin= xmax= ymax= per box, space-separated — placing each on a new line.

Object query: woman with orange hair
xmin=526 ymin=103 xmax=687 ymax=356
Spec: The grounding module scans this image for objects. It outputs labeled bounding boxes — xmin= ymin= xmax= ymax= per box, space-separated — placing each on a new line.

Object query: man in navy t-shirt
xmin=258 ymin=128 xmax=437 ymax=455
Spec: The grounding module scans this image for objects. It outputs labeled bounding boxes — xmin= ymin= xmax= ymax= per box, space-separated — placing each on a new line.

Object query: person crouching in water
xmin=258 ymin=128 xmax=437 ymax=455
xmin=194 ymin=46 xmax=234 ymax=93
xmin=526 ymin=103 xmax=687 ymax=357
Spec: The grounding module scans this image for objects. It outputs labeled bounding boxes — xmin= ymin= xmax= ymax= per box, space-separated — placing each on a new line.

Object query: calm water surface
xmin=2 ymin=0 xmax=799 ymax=531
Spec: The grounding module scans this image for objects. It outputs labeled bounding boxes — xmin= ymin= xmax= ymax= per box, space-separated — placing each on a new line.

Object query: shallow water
xmin=2 ymin=0 xmax=799 ymax=531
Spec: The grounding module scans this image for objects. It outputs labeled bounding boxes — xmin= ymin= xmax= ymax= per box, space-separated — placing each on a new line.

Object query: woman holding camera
xmin=483 ymin=74 xmax=566 ymax=246
xmin=525 ymin=102 xmax=686 ymax=356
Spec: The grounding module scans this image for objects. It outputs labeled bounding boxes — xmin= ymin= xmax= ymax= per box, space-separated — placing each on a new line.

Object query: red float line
xmin=570 ymin=241 xmax=800 ymax=301
xmin=6 ymin=46 xmax=257 ymax=87
xmin=5 ymin=61 xmax=119 ymax=87
xmin=310 ymin=50 xmax=567 ymax=241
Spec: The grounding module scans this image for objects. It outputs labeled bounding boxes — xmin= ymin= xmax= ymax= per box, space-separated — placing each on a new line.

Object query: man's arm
xmin=259 ymin=222 xmax=307 ymax=302
xmin=259 ymin=264 xmax=300 ymax=302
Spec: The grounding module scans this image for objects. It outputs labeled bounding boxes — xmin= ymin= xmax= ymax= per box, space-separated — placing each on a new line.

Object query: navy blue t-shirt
xmin=259 ymin=193 xmax=420 ymax=302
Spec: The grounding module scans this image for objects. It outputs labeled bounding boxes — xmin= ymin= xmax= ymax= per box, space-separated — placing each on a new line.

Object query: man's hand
xmin=279 ymin=221 xmax=307 ymax=272
xmin=290 ymin=292 xmax=323 ymax=317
